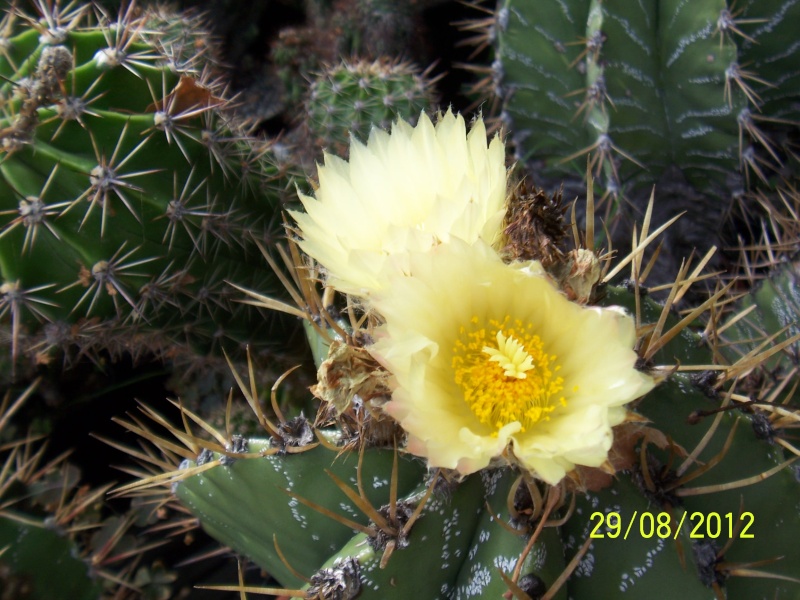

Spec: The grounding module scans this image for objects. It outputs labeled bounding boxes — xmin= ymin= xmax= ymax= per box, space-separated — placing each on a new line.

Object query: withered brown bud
xmin=312 ymin=340 xmax=392 ymax=415
xmin=502 ymin=180 xmax=569 ymax=266
xmin=560 ymin=248 xmax=601 ymax=303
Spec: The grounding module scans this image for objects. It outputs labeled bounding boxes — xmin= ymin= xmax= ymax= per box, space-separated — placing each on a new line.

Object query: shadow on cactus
xmin=114 ymin=110 xmax=800 ymax=599
xmin=0 ymin=378 xmax=189 ymax=598
xmin=0 ymin=1 xmax=303 ymax=374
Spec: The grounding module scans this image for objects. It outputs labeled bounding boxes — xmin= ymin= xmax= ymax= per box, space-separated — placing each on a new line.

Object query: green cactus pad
xmin=0 ymin=516 xmax=103 ymax=600
xmin=174 ymin=438 xmax=427 ymax=588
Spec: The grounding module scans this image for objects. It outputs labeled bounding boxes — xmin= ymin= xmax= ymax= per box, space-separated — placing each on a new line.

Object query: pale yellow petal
xmin=291 ymin=111 xmax=508 ymax=296
xmin=369 ymin=240 xmax=655 ymax=484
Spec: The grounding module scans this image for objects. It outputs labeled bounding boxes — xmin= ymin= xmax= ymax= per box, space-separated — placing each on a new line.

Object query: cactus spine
xmin=477 ymin=0 xmax=800 ymax=229
xmin=0 ymin=1 xmax=298 ymax=370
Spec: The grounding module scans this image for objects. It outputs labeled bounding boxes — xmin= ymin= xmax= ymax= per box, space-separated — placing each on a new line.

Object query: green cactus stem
xmin=484 ymin=0 xmax=800 ymax=197
xmin=302 ymin=58 xmax=437 ymax=161
xmin=0 ymin=1 xmax=299 ymax=371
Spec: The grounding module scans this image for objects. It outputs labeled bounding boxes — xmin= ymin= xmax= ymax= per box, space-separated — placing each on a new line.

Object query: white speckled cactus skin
xmin=173 ymin=278 xmax=800 ymax=599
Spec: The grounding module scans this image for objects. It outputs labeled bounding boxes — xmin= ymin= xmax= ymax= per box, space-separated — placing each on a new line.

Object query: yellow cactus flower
xmin=368 ymin=240 xmax=655 ymax=484
xmin=290 ymin=109 xmax=507 ymax=296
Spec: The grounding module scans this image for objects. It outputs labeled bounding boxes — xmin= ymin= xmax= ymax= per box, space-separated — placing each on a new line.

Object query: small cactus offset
xmin=0 ymin=1 xmax=298 ymax=371
xmin=120 ymin=111 xmax=800 ymax=599
xmin=267 ymin=0 xmax=443 ymax=153
xmin=303 ymin=59 xmax=436 ymax=158
xmin=470 ymin=0 xmax=800 ymax=223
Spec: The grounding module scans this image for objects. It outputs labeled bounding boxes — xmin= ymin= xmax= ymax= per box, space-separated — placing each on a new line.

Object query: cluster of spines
xmin=302 ymin=58 xmax=437 ymax=158
xmin=463 ymin=0 xmax=799 ymax=201
xmin=0 ymin=379 xmax=190 ymax=598
xmin=0 ymin=1 xmax=300 ymax=372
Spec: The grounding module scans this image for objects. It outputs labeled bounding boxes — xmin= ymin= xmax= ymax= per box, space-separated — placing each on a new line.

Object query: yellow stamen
xmin=482 ymin=331 xmax=534 ymax=379
xmin=452 ymin=315 xmax=567 ymax=432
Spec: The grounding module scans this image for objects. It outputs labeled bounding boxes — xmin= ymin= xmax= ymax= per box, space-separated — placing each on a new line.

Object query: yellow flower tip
xmin=370 ymin=240 xmax=656 ymax=484
xmin=290 ymin=110 xmax=508 ymax=296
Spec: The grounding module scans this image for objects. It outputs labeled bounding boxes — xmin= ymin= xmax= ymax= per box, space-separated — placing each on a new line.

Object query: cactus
xmin=105 ymin=87 xmax=800 ymax=595
xmin=0 ymin=1 xmax=299 ymax=371
xmin=482 ymin=0 xmax=800 ymax=190
xmin=268 ymin=1 xmax=442 ymax=149
xmin=0 ymin=520 xmax=102 ymax=600
xmin=126 ymin=304 xmax=800 ymax=598
xmin=467 ymin=0 xmax=800 ymax=267
xmin=118 ymin=229 xmax=800 ymax=598
xmin=303 ymin=59 xmax=437 ymax=159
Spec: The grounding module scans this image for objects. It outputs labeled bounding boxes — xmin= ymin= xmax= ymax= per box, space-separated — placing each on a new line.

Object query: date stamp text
xmin=589 ymin=511 xmax=754 ymax=540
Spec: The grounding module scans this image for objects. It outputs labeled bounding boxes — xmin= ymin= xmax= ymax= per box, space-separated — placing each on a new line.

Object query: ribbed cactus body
xmin=491 ymin=0 xmax=800 ymax=198
xmin=175 ymin=438 xmax=427 ymax=589
xmin=0 ymin=4 xmax=296 ymax=366
xmin=721 ymin=259 xmax=800 ymax=374
xmin=176 ymin=446 xmax=569 ymax=599
xmin=633 ymin=373 xmax=800 ymax=598
xmin=304 ymin=59 xmax=435 ymax=157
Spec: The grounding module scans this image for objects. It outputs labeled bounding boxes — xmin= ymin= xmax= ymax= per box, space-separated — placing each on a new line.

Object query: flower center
xmin=451 ymin=315 xmax=567 ymax=432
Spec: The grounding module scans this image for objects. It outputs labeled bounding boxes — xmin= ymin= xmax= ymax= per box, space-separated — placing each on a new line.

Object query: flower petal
xmin=369 ymin=240 xmax=655 ymax=483
xmin=292 ymin=110 xmax=507 ymax=296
